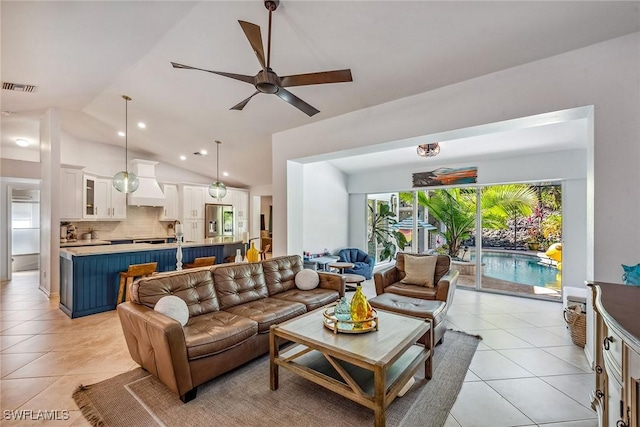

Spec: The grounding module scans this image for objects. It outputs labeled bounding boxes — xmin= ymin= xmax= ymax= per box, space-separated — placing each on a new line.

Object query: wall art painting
xmin=412 ymin=167 xmax=478 ymax=187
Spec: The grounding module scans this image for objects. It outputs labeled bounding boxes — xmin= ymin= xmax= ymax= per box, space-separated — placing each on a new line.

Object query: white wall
xmin=273 ymin=32 xmax=640 ymax=284
xmin=39 ymin=109 xmax=61 ymax=297
xmin=0 ymin=159 xmax=40 ymax=180
xmin=302 ymin=162 xmax=349 ymax=254
xmin=348 ymin=149 xmax=587 ymax=193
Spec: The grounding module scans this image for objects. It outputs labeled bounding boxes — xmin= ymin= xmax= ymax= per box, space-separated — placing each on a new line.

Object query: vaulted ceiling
xmin=2 ymin=1 xmax=638 ymax=187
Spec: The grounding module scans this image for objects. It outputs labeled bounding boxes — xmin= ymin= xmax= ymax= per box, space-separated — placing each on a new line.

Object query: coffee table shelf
xmin=279 ymin=343 xmax=426 ymax=397
xmin=270 ymin=308 xmax=432 ymax=427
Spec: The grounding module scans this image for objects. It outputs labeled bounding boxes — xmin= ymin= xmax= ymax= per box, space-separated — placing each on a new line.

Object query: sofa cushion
xmin=262 ymin=255 xmax=304 ymax=295
xmin=401 ymin=254 xmax=437 ymax=287
xmin=183 ymin=311 xmax=258 ymax=360
xmin=131 ymin=269 xmax=220 ymax=317
xmin=274 ymin=288 xmax=340 ymax=311
xmin=396 ymin=253 xmax=451 ymax=283
xmin=384 ymin=283 xmax=438 ymax=300
xmin=223 ymin=298 xmax=306 ymax=333
xmin=213 ymin=263 xmax=269 ymax=309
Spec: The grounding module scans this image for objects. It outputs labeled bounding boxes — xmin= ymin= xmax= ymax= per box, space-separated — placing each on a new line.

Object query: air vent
xmin=2 ymin=82 xmax=36 ymax=93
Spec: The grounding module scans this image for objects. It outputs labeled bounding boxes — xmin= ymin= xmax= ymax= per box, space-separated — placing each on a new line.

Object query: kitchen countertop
xmin=60 ymin=237 xmax=241 ymax=257
xmin=60 ymin=239 xmax=112 ymax=247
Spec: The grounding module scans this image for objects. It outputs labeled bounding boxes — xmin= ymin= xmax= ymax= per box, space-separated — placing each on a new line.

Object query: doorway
xmin=11 ymin=188 xmax=41 ymax=272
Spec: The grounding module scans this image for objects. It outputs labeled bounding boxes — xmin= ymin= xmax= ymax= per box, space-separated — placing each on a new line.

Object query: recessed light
xmin=223 ymin=172 xmax=229 ymax=177
xmin=118 ymin=131 xmax=125 ymax=137
xmin=179 ymin=155 xmax=186 ymax=161
xmin=15 ymin=138 xmax=29 ymax=147
xmin=137 ymin=122 xmax=146 ymax=129
xmin=200 ymin=149 xmax=207 ymax=155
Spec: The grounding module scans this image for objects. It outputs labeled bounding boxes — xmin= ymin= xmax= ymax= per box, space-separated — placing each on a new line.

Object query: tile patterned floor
xmin=0 ymin=271 xmax=595 ymax=426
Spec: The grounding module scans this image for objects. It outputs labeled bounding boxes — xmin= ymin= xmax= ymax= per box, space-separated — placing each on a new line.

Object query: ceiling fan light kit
xmin=417 ymin=143 xmax=441 ymax=158
xmin=171 ymin=0 xmax=352 ymax=117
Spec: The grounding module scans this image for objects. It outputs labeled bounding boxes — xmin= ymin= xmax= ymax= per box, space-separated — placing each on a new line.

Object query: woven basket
xmin=564 ymin=305 xmax=586 ymax=348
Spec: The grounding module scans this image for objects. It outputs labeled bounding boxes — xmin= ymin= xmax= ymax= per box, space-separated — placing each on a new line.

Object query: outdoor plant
xmin=367 ymin=202 xmax=407 ymax=262
xmin=402 ymin=185 xmax=537 ymax=258
xmin=541 ymin=213 xmax=562 ymax=244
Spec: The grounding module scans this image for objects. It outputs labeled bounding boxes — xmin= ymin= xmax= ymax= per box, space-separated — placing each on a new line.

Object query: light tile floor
xmin=1 ymin=271 xmax=595 ymax=426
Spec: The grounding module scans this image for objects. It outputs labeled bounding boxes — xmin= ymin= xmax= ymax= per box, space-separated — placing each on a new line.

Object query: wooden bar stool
xmin=184 ymin=256 xmax=216 ymax=269
xmin=117 ymin=262 xmax=157 ymax=304
xmin=259 ymin=244 xmax=271 ymax=261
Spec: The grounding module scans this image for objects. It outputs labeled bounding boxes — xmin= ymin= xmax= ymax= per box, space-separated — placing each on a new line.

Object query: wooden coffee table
xmin=270 ymin=307 xmax=432 ymax=427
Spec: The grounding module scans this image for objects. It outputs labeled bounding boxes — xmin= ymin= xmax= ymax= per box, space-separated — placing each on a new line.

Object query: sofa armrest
xmin=318 ymin=271 xmax=346 ymax=297
xmin=117 ymin=302 xmax=193 ymax=397
xmin=435 ymin=269 xmax=459 ymax=303
xmin=374 ymin=265 xmax=399 ymax=295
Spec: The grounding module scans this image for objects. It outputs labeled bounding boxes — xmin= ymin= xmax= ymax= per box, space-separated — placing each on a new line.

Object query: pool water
xmin=470 ymin=251 xmax=561 ymax=289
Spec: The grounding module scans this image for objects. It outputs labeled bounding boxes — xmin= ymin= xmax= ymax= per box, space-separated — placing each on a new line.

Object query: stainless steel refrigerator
xmin=205 ymin=204 xmax=234 ymax=237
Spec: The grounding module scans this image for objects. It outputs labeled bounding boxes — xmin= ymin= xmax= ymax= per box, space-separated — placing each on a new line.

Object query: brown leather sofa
xmin=373 ymin=253 xmax=459 ymax=344
xmin=117 ymin=255 xmax=344 ymax=403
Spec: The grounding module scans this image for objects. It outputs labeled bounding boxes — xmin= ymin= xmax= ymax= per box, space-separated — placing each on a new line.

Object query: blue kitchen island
xmin=59 ymin=238 xmax=243 ymax=318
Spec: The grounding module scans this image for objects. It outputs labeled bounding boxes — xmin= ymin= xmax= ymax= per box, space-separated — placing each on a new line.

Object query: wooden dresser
xmin=589 ymin=282 xmax=640 ymax=427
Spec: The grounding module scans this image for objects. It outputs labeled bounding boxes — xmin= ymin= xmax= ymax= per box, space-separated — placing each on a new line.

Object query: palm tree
xmin=401 ymin=185 xmax=537 ymax=258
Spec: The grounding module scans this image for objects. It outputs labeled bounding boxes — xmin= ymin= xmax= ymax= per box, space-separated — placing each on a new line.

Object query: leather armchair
xmin=338 ymin=248 xmax=375 ymax=279
xmin=374 ymin=253 xmax=458 ymax=304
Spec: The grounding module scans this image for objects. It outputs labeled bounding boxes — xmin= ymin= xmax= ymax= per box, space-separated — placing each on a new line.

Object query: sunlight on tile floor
xmin=1 ymin=270 xmax=595 ymax=426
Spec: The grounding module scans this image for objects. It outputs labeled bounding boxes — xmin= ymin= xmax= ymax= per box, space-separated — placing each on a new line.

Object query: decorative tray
xmin=322 ymin=306 xmax=379 ymax=334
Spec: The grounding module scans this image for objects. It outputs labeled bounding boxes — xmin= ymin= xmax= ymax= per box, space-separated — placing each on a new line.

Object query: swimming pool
xmin=470 ymin=251 xmax=560 ymax=289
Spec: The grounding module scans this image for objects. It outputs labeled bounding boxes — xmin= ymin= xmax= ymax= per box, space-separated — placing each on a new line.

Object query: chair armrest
xmin=318 ymin=271 xmax=346 ymax=297
xmin=435 ymin=269 xmax=459 ymax=303
xmin=373 ymin=265 xmax=399 ymax=295
xmin=117 ymin=302 xmax=193 ymax=397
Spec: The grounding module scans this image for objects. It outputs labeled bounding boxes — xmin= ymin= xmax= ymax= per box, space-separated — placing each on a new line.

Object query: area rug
xmin=73 ymin=330 xmax=480 ymax=427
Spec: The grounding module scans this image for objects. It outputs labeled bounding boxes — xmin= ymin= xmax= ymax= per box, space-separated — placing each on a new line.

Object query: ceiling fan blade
xmin=280 ymin=69 xmax=353 ymax=88
xmin=275 ymin=88 xmax=320 ymax=117
xmin=171 ymin=62 xmax=254 ymax=84
xmin=230 ymin=91 xmax=259 ymax=111
xmin=238 ymin=21 xmax=266 ymax=70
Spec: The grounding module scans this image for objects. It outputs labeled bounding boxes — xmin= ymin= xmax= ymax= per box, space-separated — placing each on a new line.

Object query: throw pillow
xmin=154 ymin=295 xmax=189 ymax=326
xmin=295 ymin=269 xmax=320 ymax=290
xmin=401 ymin=255 xmax=438 ymax=287
xmin=622 ymin=264 xmax=640 ymax=286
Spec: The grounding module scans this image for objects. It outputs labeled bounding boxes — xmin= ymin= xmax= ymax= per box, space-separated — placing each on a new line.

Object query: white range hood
xmin=127 ymin=159 xmax=166 ymax=207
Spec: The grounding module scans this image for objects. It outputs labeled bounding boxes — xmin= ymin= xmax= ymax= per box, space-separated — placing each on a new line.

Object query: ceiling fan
xmin=171 ymin=0 xmax=352 ymax=117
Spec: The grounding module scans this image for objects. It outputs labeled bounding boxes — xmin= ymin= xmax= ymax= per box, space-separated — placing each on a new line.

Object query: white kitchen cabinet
xmin=82 ymin=175 xmax=126 ymax=220
xmin=82 ymin=175 xmax=98 ymax=219
xmin=182 ymin=219 xmax=202 ymax=242
xmin=160 ymin=184 xmax=179 ymax=221
xmin=60 ymin=167 xmax=83 ymax=221
xmin=110 ymin=183 xmax=127 ymax=219
xmin=183 ymin=185 xmax=205 ymax=220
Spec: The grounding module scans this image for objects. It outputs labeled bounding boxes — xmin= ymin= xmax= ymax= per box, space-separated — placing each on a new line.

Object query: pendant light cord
xmin=125 ymin=98 xmax=128 ymax=173
xmin=216 ymin=140 xmax=221 ymax=183
xmin=123 ymin=95 xmax=132 ymax=174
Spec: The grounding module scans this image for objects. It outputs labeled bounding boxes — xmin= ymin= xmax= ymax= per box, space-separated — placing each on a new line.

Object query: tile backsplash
xmin=71 ymin=206 xmax=175 ymax=239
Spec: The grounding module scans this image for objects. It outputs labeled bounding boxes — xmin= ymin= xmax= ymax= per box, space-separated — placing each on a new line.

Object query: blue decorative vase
xmin=334 ymin=297 xmax=351 ymax=321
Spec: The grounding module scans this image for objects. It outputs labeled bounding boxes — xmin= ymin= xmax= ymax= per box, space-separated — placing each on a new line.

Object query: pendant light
xmin=208 ymin=140 xmax=227 ymax=200
xmin=113 ymin=95 xmax=139 ymax=193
